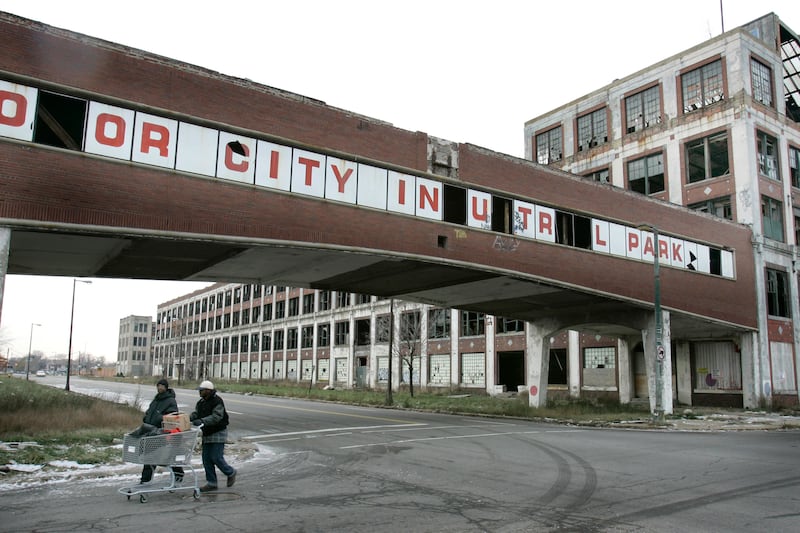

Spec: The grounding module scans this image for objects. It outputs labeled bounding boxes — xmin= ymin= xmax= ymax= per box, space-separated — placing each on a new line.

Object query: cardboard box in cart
xmin=162 ymin=412 xmax=191 ymax=431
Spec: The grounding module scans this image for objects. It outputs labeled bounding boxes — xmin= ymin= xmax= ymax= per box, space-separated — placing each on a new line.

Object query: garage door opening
xmin=498 ymin=351 xmax=524 ymax=393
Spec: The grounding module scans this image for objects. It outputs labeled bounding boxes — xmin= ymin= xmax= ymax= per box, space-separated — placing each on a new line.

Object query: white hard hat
xmin=198 ymin=380 xmax=215 ymax=391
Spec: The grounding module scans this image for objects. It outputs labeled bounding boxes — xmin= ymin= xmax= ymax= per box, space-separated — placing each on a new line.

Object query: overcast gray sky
xmin=1 ymin=0 xmax=799 ymax=362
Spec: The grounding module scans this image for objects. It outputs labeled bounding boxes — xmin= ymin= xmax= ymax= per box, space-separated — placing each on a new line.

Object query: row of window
xmin=155 ymin=309 xmax=526 ymax=354
xmin=157 ymin=288 xmax=375 ymax=330
xmin=536 ymin=56 xmax=776 ymax=165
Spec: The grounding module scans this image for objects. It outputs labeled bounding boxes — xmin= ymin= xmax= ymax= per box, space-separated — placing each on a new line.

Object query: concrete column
xmin=675 ymin=341 xmax=692 ymax=406
xmin=0 ymin=227 xmax=10 ymax=325
xmin=617 ymin=337 xmax=632 ymax=404
xmin=525 ymin=319 xmax=560 ymax=408
xmin=485 ymin=315 xmax=496 ymax=392
xmin=568 ymin=330 xmax=581 ymax=398
xmin=739 ymin=332 xmax=758 ymax=408
xmin=642 ymin=309 xmax=674 ymax=415
xmin=419 ymin=306 xmax=429 ymax=390
xmin=451 ymin=309 xmax=459 ymax=388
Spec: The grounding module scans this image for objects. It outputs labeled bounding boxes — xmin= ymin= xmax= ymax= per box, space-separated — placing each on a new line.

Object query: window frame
xmin=761 ymin=195 xmax=785 ymax=242
xmin=685 ymin=131 xmax=730 ymax=183
xmin=750 ymin=56 xmax=774 ymax=108
xmin=576 ymin=107 xmax=608 ymax=151
xmin=626 ymin=151 xmax=665 ymax=195
xmin=624 ymin=84 xmax=661 ymax=134
xmin=681 ymin=58 xmax=725 ymax=114
xmin=535 ymin=126 xmax=562 ymax=165
xmin=757 ymin=130 xmax=780 ymax=181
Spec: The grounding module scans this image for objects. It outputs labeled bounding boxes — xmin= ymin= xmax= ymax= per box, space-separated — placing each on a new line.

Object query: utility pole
xmin=386 ymin=298 xmax=394 ymax=405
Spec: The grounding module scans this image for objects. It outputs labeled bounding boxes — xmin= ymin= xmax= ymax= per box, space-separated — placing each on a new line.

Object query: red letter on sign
xmin=298 ymin=157 xmax=321 ymax=186
xmin=628 ymin=232 xmax=640 ymax=252
xmin=225 ymin=143 xmax=250 ymax=172
xmin=517 ymin=206 xmax=532 ymax=230
xmin=269 ymin=151 xmax=280 ymax=179
xmin=471 ymin=196 xmax=489 ymax=222
xmin=331 ymin=164 xmax=353 ymax=193
xmin=671 ymin=241 xmax=682 ymax=263
xmin=594 ymin=224 xmax=607 ymax=247
xmin=0 ymin=90 xmax=26 ymax=127
xmin=419 ymin=184 xmax=439 ymax=211
xmin=538 ymin=211 xmax=553 ymax=235
xmin=96 ymin=113 xmax=126 ymax=147
xmin=396 ymin=179 xmax=407 ymax=205
xmin=140 ymin=122 xmax=170 ymax=157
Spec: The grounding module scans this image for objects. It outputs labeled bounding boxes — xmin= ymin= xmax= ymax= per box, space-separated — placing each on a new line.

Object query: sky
xmin=1 ymin=0 xmax=799 ymax=362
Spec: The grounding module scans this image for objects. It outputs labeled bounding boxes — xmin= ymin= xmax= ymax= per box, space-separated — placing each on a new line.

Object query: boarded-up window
xmin=694 ymin=341 xmax=741 ymax=390
xmin=770 ymin=341 xmax=797 ymax=393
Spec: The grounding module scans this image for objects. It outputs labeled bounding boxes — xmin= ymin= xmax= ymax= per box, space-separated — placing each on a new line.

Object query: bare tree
xmin=397 ymin=309 xmax=425 ymax=397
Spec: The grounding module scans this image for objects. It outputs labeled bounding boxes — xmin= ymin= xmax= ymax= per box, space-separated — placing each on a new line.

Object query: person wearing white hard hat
xmin=190 ymin=380 xmax=237 ymax=492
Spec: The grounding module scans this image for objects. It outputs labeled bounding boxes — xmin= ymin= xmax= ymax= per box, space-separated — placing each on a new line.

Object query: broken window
xmin=682 ymin=59 xmax=724 ymax=113
xmin=491 ymin=196 xmax=513 ymax=234
xmin=686 ymin=132 xmax=729 ymax=183
xmin=757 ymin=131 xmax=780 ymax=180
xmin=535 ymin=127 xmax=562 ymax=165
xmin=275 ymin=300 xmax=285 ymax=319
xmin=263 ymin=303 xmax=272 ymax=321
xmin=428 ymin=309 xmax=450 ymax=339
xmin=376 ymin=315 xmax=390 ymax=342
xmin=577 ymin=108 xmax=608 ymax=150
xmin=288 ymin=297 xmax=299 ymax=317
xmin=336 ymin=291 xmax=350 ymax=308
xmin=761 ymin=195 xmax=785 ymax=242
xmin=584 ymin=168 xmax=610 ymax=184
xmin=317 ymin=323 xmax=330 ymax=347
xmin=554 ymin=211 xmax=592 ymax=249
xmin=301 ymin=325 xmax=314 ymax=348
xmin=751 ymin=57 xmax=774 ymax=107
xmin=400 ymin=311 xmax=421 ymax=341
xmin=303 ymin=294 xmax=315 ymax=314
xmin=766 ymin=268 xmax=790 ymax=317
xmin=273 ymin=330 xmax=284 ymax=350
xmin=334 ymin=321 xmax=349 ymax=345
xmin=287 ymin=328 xmax=298 ymax=350
xmin=789 ymin=146 xmax=800 ymax=188
xmin=261 ymin=332 xmax=271 ymax=351
xmin=460 ymin=311 xmax=485 ymax=337
xmin=627 ymin=153 xmax=665 ymax=195
xmin=355 ymin=318 xmax=371 ymax=346
xmin=318 ymin=290 xmax=331 ymax=311
xmin=689 ymin=197 xmax=732 ymax=220
xmin=625 ymin=85 xmax=661 ymax=134
xmin=495 ymin=317 xmax=524 ymax=334
xmin=33 ymin=90 xmax=86 ymax=149
xmin=443 ymin=185 xmax=466 ymax=225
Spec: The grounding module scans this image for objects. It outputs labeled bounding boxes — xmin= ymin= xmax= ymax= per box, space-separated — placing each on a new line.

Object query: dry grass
xmin=0 ymin=376 xmax=142 ymax=442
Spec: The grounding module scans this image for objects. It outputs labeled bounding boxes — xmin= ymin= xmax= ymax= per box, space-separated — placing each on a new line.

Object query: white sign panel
xmin=176 ymin=122 xmax=218 ymax=176
xmin=357 ymin=163 xmax=388 ymax=210
xmin=0 ymin=80 xmax=37 ymax=141
xmin=132 ymin=112 xmax=178 ymax=168
xmin=325 ymin=157 xmax=357 ymax=204
xmin=467 ymin=189 xmax=493 ymax=229
xmin=415 ymin=177 xmax=443 ymax=220
xmin=387 ymin=170 xmax=416 ymax=215
xmin=255 ymin=140 xmax=292 ymax=191
xmin=85 ymin=101 xmax=135 ymax=160
xmin=217 ymin=132 xmax=257 ymax=183
xmin=291 ymin=149 xmax=325 ymax=198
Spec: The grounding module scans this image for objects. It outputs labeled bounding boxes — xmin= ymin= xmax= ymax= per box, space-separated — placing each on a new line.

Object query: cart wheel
xmin=193 ymin=488 xmax=200 ymax=500
xmin=139 ymin=494 xmax=148 ymax=504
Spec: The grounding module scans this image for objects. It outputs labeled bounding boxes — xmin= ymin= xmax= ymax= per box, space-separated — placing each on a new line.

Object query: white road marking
xmin=243 ymin=423 xmax=426 ymax=440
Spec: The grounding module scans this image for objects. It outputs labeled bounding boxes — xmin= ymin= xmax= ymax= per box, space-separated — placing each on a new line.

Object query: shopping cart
xmin=117 ymin=428 xmax=201 ymax=503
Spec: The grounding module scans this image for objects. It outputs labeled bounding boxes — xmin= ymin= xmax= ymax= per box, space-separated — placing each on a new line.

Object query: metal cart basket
xmin=117 ymin=428 xmax=201 ymax=503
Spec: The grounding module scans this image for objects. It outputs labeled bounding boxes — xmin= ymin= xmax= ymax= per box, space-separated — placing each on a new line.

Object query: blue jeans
xmin=201 ymin=442 xmax=234 ymax=487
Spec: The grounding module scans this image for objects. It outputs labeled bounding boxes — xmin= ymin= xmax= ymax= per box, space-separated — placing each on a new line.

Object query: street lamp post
xmin=25 ymin=322 xmax=41 ymax=380
xmin=66 ymin=278 xmax=92 ymax=391
xmin=638 ymin=224 xmax=664 ymax=423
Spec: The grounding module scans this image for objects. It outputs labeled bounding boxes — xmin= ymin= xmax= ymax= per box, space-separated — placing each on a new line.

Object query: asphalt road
xmin=4 ymin=377 xmax=800 ymax=532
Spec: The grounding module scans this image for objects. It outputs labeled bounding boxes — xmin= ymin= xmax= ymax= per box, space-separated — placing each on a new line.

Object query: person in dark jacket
xmin=140 ymin=378 xmax=184 ymax=483
xmin=190 ymin=380 xmax=236 ymax=492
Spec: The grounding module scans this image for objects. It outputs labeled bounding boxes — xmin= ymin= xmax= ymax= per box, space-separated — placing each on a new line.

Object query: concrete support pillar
xmin=0 ymin=227 xmax=9 ymax=325
xmin=568 ymin=330 xmax=581 ymax=398
xmin=450 ymin=309 xmax=459 ymax=388
xmin=675 ymin=341 xmax=692 ymax=406
xmin=525 ymin=319 xmax=560 ymax=408
xmin=617 ymin=337 xmax=632 ymax=404
xmin=485 ymin=315 xmax=496 ymax=391
xmin=419 ymin=306 xmax=429 ymax=390
xmin=739 ymin=332 xmax=759 ymax=408
xmin=642 ymin=309 xmax=674 ymax=415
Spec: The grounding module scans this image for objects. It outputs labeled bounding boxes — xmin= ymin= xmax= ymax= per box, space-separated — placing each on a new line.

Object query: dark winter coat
xmin=142 ymin=388 xmax=179 ymax=427
xmin=191 ymin=391 xmax=229 ymax=437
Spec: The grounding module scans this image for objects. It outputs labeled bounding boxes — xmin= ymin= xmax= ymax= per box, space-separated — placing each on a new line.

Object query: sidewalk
xmin=600 ymin=408 xmax=800 ymax=431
